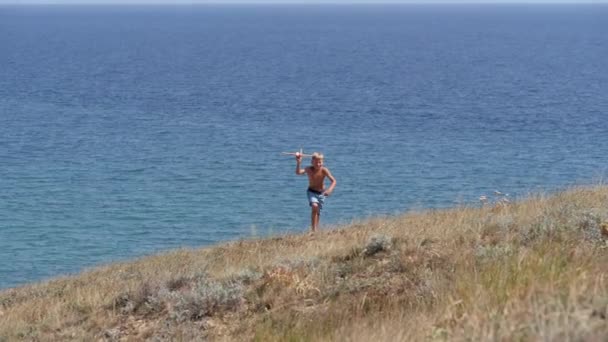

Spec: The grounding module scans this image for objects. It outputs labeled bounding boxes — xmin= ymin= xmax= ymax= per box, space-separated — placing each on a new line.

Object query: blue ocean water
xmin=1 ymin=4 xmax=607 ymax=289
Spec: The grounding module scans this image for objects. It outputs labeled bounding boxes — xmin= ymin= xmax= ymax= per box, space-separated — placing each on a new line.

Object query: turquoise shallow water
xmin=1 ymin=4 xmax=607 ymax=289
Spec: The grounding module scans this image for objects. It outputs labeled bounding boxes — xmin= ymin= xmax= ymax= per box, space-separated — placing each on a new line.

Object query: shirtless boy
xmin=295 ymin=152 xmax=337 ymax=232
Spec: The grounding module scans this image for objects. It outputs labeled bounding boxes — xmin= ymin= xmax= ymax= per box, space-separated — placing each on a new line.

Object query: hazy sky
xmin=1 ymin=0 xmax=607 ymax=4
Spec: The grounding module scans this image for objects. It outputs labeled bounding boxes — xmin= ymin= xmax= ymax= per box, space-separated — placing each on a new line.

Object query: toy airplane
xmin=281 ymin=148 xmax=313 ymax=157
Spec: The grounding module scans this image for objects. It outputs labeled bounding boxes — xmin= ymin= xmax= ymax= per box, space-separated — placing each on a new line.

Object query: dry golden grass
xmin=2 ymin=186 xmax=608 ymax=341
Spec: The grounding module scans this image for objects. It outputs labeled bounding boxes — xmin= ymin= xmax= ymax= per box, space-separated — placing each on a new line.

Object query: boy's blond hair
xmin=311 ymin=152 xmax=324 ymax=161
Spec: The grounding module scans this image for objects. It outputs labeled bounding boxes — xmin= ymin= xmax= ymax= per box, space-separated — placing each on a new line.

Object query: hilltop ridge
xmin=1 ymin=186 xmax=608 ymax=341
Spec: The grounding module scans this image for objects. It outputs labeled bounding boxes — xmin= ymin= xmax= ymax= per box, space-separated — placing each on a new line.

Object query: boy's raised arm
xmin=295 ymin=155 xmax=306 ymax=175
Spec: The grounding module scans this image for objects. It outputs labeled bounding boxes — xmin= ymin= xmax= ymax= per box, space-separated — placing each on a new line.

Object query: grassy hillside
xmin=2 ymin=186 xmax=608 ymax=341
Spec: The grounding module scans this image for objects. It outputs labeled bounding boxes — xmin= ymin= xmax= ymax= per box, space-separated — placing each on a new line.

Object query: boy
xmin=295 ymin=152 xmax=337 ymax=232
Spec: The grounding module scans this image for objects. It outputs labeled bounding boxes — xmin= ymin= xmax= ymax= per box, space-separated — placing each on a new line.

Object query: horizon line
xmin=1 ymin=1 xmax=607 ymax=4
xmin=2 ymin=0 xmax=608 ymax=5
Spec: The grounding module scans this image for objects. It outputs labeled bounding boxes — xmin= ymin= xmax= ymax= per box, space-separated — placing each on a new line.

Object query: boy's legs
xmin=307 ymin=189 xmax=324 ymax=232
xmin=311 ymin=204 xmax=320 ymax=232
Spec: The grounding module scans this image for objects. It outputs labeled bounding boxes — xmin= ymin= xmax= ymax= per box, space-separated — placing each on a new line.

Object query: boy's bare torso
xmin=306 ymin=166 xmax=327 ymax=192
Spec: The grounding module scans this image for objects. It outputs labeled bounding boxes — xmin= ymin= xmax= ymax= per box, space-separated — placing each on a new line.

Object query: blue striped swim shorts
xmin=307 ymin=188 xmax=326 ymax=211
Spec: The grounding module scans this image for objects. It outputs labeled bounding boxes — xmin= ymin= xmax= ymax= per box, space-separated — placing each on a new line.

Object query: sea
xmin=1 ymin=4 xmax=607 ymax=289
